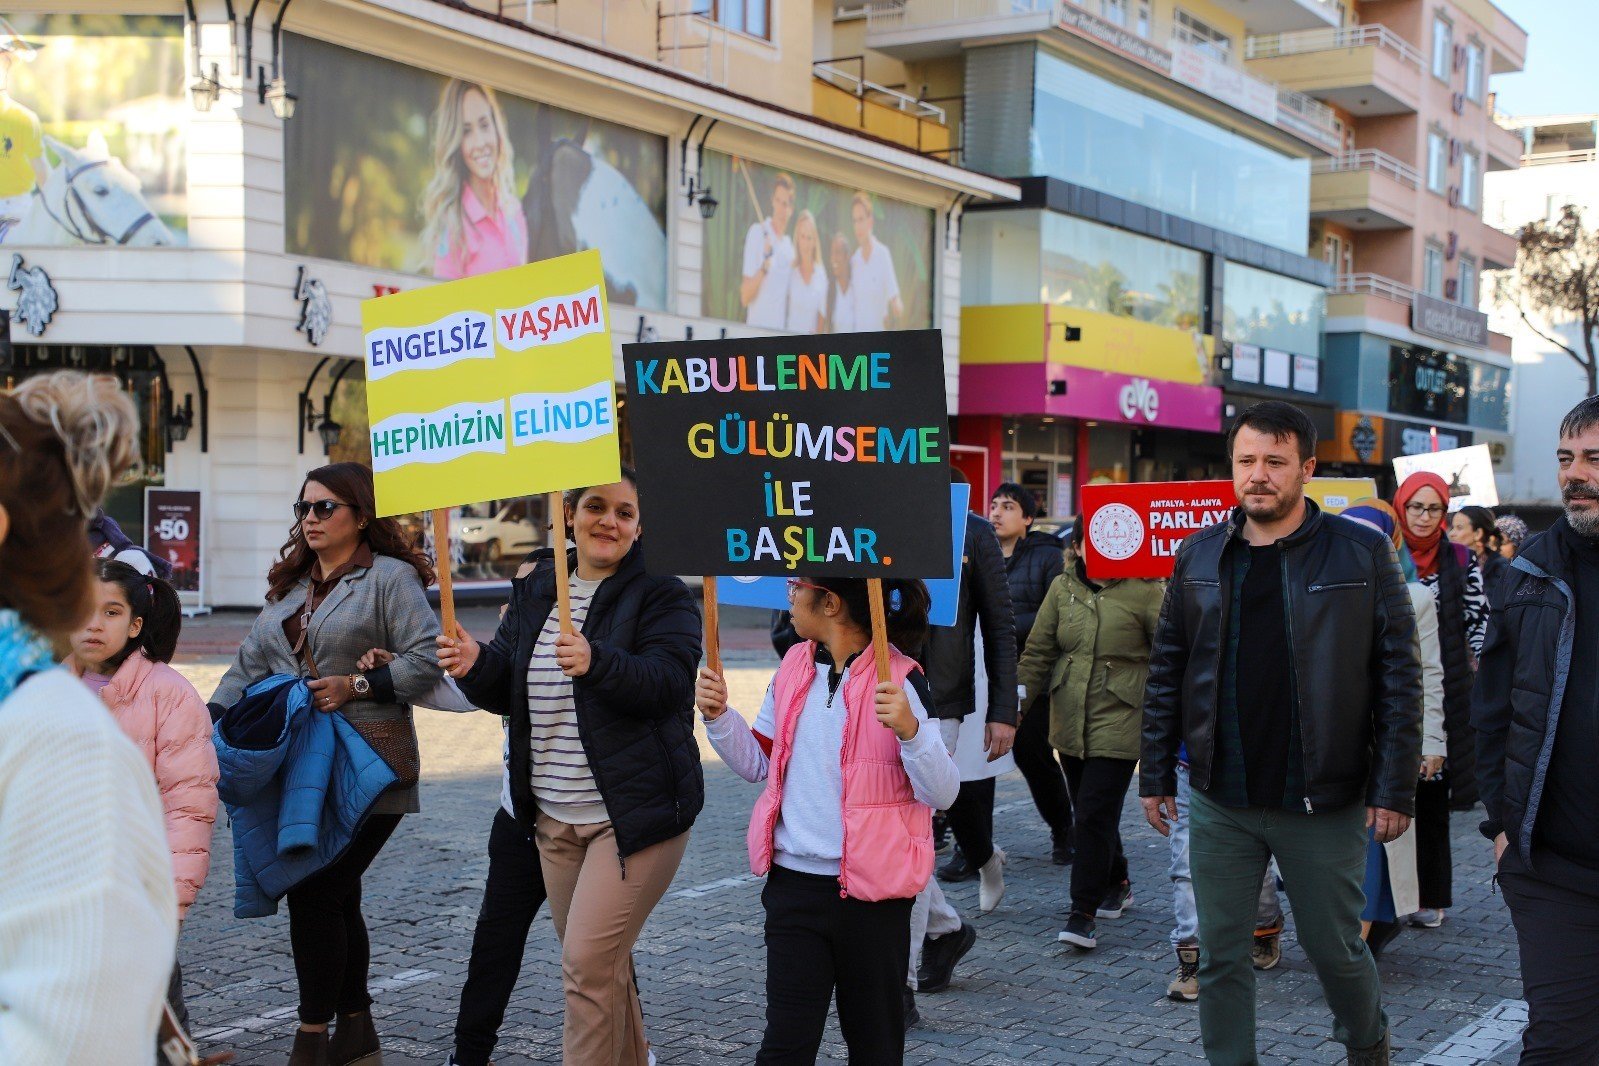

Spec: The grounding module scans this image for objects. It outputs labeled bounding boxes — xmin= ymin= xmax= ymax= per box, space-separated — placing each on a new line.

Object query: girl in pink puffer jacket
xmin=69 ymin=559 xmax=218 ymax=1031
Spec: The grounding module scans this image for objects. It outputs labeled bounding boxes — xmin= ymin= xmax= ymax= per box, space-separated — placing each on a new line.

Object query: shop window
xmin=1040 ymin=212 xmax=1204 ymax=328
xmin=1221 ymin=261 xmax=1326 ymax=357
xmin=1431 ymin=15 xmax=1452 ymax=81
xmin=695 ymin=0 xmax=769 ymax=39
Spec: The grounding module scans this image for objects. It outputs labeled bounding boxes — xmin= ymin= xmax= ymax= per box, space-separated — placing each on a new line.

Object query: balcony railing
xmin=863 ymin=0 xmax=1051 ymax=33
xmin=1521 ymin=148 xmax=1599 ymax=167
xmin=1274 ymin=87 xmax=1340 ymax=145
xmin=1331 ymin=273 xmax=1416 ymax=304
xmin=813 ymin=61 xmax=947 ymax=122
xmin=1312 ymin=149 xmax=1421 ymax=188
xmin=1245 ymin=23 xmax=1424 ymax=68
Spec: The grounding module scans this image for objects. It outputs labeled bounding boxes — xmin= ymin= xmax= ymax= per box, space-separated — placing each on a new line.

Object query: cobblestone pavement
xmin=176 ymin=656 xmax=1524 ymax=1065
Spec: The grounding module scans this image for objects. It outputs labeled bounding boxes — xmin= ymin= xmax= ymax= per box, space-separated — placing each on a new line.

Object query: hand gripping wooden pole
xmin=432 ymin=508 xmax=457 ymax=640
xmin=867 ymin=578 xmax=891 ymax=685
xmin=548 ymin=491 xmax=573 ymax=635
xmin=703 ymin=576 xmax=721 ymax=674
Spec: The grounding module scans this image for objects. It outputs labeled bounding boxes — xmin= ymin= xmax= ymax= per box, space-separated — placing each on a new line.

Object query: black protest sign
xmin=623 ymin=330 xmax=953 ymax=578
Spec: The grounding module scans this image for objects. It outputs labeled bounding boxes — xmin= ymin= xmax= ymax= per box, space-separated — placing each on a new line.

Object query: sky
xmin=1488 ymin=1 xmax=1599 ymax=119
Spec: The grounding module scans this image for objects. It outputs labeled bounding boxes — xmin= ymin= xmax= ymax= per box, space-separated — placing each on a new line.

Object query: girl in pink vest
xmin=695 ymin=576 xmax=957 ymax=1064
xmin=67 ymin=558 xmax=218 ymax=1038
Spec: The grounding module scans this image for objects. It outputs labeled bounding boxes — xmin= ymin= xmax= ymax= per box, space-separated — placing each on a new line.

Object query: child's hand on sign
xmin=554 ymin=631 xmax=591 ymax=678
xmin=695 ymin=667 xmax=729 ymax=721
xmin=874 ymin=682 xmax=918 ymax=742
xmin=437 ymin=621 xmax=480 ymax=679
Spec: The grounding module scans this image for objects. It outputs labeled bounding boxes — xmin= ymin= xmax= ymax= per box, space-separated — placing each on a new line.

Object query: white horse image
xmin=8 ymin=253 xmax=57 ymax=336
xmin=2 ymin=131 xmax=177 ymax=247
xmin=562 ymin=139 xmax=668 ymax=311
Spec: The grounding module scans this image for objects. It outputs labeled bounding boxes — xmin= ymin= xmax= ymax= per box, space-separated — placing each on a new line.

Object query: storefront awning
xmin=960 ymin=361 xmax=1223 ymax=434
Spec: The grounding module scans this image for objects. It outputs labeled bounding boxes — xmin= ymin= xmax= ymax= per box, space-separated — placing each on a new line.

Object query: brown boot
xmin=1347 ymin=1032 xmax=1390 ymax=1065
xmin=327 ymin=1011 xmax=381 ymax=1066
xmin=288 ymin=1028 xmax=330 ymax=1066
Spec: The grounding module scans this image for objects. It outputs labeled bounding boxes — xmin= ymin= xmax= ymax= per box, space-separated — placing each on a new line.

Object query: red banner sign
xmin=1081 ymin=481 xmax=1237 ymax=580
xmin=145 ymin=489 xmax=202 ymax=594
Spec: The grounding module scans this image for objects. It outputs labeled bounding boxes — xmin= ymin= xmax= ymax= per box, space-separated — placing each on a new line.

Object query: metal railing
xmin=1330 ymin=273 xmax=1416 ymax=303
xmin=863 ymin=0 xmax=1053 ymax=33
xmin=812 ymin=61 xmax=948 ymax=122
xmin=1275 ymin=86 xmax=1340 ymax=141
xmin=1312 ymin=149 xmax=1421 ymax=188
xmin=1245 ymin=23 xmax=1424 ymax=68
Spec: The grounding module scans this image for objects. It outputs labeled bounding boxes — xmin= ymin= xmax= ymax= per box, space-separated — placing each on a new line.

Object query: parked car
xmin=455 ymin=498 xmax=541 ymax=573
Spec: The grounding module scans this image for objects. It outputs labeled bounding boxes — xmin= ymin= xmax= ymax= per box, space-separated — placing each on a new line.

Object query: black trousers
xmin=1061 ymin=755 xmax=1135 ymax=916
xmin=1414 ymin=775 xmax=1453 ymax=909
xmin=453 ymin=808 xmax=549 ymax=1066
xmin=756 ymin=865 xmax=911 ymax=1066
xmin=286 ymin=812 xmax=403 ymax=1025
xmin=1499 ymin=852 xmax=1599 ymax=1064
xmin=944 ymin=777 xmax=995 ymax=869
xmin=1014 ymin=698 xmax=1072 ymax=836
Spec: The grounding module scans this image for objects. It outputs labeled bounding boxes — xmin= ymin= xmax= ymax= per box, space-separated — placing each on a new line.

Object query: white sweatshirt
xmin=705 ymin=653 xmax=959 ymax=877
xmin=0 ymin=669 xmax=177 ymax=1065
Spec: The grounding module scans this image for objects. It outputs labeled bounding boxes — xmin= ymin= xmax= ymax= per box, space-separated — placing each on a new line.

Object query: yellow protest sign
xmin=360 ymin=250 xmax=621 ymax=517
xmin=1307 ymin=477 xmax=1379 ymax=514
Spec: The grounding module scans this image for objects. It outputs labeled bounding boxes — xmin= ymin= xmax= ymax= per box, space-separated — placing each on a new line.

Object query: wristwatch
xmin=349 ymin=673 xmax=372 ymax=699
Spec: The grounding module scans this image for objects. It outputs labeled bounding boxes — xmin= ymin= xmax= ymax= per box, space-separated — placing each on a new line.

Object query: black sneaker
xmin=917 ymin=921 xmax=977 ymax=993
xmin=903 ymin=985 xmax=921 ymax=1030
xmin=1058 ymin=912 xmax=1098 ymax=950
xmin=937 ymin=847 xmax=978 ymax=883
xmin=1095 ymin=880 xmax=1133 ymax=919
xmin=1051 ymin=828 xmax=1074 ymax=866
xmin=932 ymin=813 xmax=951 ymax=855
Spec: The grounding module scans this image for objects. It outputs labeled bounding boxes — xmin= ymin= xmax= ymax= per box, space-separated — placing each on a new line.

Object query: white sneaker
xmin=1409 ymin=908 xmax=1445 ymax=928
xmin=978 ymin=847 xmax=1006 ymax=913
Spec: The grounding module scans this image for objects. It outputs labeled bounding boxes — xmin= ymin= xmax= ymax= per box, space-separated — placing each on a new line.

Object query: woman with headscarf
xmin=1341 ymin=502 xmax=1445 ymax=959
xmin=1394 ymin=471 xmax=1488 ymax=931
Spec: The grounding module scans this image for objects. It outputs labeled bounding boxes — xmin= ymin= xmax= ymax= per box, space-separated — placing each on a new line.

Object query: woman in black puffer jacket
xmin=441 ymin=470 xmax=701 ymax=1066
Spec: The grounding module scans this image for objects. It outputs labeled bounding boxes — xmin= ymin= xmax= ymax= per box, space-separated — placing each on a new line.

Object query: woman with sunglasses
xmin=694 ymin=575 xmax=958 ymax=1064
xmin=438 ymin=470 xmax=702 ymax=1066
xmin=1393 ymin=472 xmax=1488 ymax=934
xmin=210 ymin=462 xmax=442 ymax=1066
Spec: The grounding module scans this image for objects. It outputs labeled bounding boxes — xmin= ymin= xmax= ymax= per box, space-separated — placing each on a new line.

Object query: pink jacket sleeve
xmin=152 ymin=668 xmax=220 ymax=917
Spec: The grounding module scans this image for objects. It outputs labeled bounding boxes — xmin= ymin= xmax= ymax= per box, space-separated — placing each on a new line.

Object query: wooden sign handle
xmin=432 ymin=507 xmax=457 ymax=639
xmin=702 ymin=576 xmax=722 ymax=674
xmin=548 ymin=491 xmax=573 ymax=635
xmin=866 ymin=578 xmax=891 ymax=685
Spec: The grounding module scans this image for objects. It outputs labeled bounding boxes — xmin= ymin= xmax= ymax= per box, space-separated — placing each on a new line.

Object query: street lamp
xmin=316 ymin=414 xmax=343 ymax=454
xmin=257 ymin=68 xmax=297 ymax=120
xmin=686 ymin=177 xmax=718 ymax=220
xmin=189 ymin=63 xmax=221 ymax=112
xmin=167 ymin=393 xmax=195 ymax=447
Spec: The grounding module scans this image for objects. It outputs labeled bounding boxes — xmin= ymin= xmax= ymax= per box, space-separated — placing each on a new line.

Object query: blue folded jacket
xmin=213 ymin=674 xmax=399 ymax=917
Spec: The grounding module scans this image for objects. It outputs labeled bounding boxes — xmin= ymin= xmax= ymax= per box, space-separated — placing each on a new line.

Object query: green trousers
xmin=1189 ymin=788 xmax=1388 ymax=1064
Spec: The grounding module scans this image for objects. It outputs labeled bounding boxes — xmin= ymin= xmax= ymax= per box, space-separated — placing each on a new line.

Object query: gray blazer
xmin=211 ymin=554 xmax=443 ymax=813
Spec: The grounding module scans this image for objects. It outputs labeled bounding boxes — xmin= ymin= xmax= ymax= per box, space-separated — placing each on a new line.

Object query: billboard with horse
xmin=0 ymin=15 xmax=186 ymax=248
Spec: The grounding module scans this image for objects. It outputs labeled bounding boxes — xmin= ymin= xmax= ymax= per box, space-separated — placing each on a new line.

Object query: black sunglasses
xmin=293 ymin=500 xmax=356 ymax=522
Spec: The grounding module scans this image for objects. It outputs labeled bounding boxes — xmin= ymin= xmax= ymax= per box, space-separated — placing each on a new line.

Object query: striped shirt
xmin=526 ymin=575 xmax=607 ymax=825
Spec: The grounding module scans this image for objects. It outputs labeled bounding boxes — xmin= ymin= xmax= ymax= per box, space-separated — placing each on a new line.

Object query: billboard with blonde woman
xmin=0 ymin=14 xmax=186 ymax=247
xmin=698 ymin=151 xmax=933 ymax=333
xmin=284 ymin=34 xmax=667 ymax=308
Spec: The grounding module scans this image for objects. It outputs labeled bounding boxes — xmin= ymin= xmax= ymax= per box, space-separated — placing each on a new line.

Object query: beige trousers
xmin=535 ymin=813 xmax=689 ymax=1066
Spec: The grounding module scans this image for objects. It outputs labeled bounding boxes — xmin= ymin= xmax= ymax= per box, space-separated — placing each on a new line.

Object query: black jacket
xmin=1005 ymin=530 xmax=1065 ymax=651
xmin=1472 ymin=521 xmax=1575 ymax=870
xmin=922 ymin=513 xmax=1017 ymax=724
xmin=459 ymin=543 xmax=704 ymax=858
xmin=1140 ymin=501 xmax=1423 ymax=815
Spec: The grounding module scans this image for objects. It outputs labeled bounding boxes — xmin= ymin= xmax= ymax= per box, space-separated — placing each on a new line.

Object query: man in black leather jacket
xmin=1139 ymin=401 xmax=1421 ymax=1066
xmin=1474 ymin=396 xmax=1599 ymax=1063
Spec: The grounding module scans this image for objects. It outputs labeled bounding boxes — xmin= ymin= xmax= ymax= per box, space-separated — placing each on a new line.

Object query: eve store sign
xmin=1118 ymin=377 xmax=1160 ymax=422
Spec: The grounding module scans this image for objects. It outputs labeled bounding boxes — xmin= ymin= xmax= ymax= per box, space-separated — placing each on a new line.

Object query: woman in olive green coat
xmin=1019 ymin=522 xmax=1163 ymax=949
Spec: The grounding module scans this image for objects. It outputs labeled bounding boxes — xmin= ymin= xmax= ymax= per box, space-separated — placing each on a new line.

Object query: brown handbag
xmin=297 ymin=585 xmax=421 ymax=790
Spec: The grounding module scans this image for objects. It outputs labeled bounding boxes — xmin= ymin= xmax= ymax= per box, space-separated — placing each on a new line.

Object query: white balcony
xmin=1201 ymin=0 xmax=1341 ymax=35
xmin=1246 ymin=24 xmax=1424 ymax=116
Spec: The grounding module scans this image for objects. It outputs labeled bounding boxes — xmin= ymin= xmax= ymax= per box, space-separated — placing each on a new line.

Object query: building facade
xmin=0 ymin=0 xmax=1012 ymax=606
xmin=1484 ymin=114 xmax=1599 ymax=507
xmin=1251 ymin=0 xmax=1524 ymax=495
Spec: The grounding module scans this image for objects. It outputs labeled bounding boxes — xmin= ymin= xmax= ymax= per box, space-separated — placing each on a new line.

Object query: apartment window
xmin=1432 ymin=15 xmax=1452 ymax=81
xmin=695 ymin=0 xmax=768 ymax=39
xmin=1460 ymin=149 xmax=1479 ymax=209
xmin=1464 ymin=41 xmax=1485 ymax=102
xmin=1324 ymin=233 xmax=1353 ymax=277
xmin=1427 ymin=129 xmax=1448 ymax=193
xmin=1424 ymin=242 xmax=1446 ymax=297
xmin=1136 ymin=1 xmax=1152 ymax=37
xmin=1174 ymin=9 xmax=1233 ymax=62
xmin=1102 ymin=0 xmax=1128 ymax=27
xmin=1458 ymin=255 xmax=1479 ymax=306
